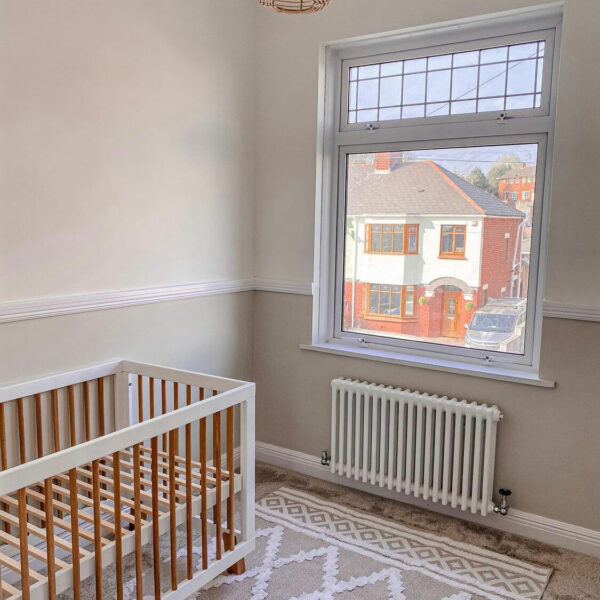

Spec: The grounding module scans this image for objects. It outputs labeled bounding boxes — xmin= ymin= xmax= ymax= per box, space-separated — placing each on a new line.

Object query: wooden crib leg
xmin=222 ymin=534 xmax=246 ymax=575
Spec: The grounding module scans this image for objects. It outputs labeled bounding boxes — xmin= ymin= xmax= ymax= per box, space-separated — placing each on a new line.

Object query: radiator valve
xmin=321 ymin=450 xmax=331 ymax=467
xmin=493 ymin=488 xmax=512 ymax=516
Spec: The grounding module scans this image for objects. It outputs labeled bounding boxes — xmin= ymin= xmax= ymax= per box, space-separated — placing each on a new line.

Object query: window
xmin=522 ymin=190 xmax=530 ymax=200
xmin=347 ymin=39 xmax=546 ymax=124
xmin=366 ymin=224 xmax=419 ymax=254
xmin=440 ymin=225 xmax=466 ymax=258
xmin=366 ymin=284 xmax=416 ymax=319
xmin=314 ymin=6 xmax=560 ymax=377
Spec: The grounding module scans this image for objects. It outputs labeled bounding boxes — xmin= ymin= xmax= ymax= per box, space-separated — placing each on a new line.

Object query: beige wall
xmin=253 ymin=0 xmax=600 ymax=532
xmin=254 ymin=292 xmax=600 ymax=531
xmin=0 ymin=0 xmax=255 ymax=301
xmin=254 ymin=0 xmax=600 ymax=307
xmin=0 ymin=2 xmax=256 ymax=385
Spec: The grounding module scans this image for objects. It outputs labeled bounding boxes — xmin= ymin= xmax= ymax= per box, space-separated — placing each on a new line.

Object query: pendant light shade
xmin=258 ymin=0 xmax=331 ymax=14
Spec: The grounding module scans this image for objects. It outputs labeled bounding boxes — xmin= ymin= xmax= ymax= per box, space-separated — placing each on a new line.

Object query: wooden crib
xmin=0 ymin=360 xmax=256 ymax=599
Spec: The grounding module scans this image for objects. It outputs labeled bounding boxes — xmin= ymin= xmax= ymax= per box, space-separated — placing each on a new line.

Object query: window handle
xmin=497 ymin=112 xmax=514 ymax=124
xmin=364 ymin=123 xmax=378 ymax=131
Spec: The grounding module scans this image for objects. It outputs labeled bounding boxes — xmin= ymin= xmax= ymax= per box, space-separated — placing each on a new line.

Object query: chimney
xmin=375 ymin=152 xmax=392 ymax=173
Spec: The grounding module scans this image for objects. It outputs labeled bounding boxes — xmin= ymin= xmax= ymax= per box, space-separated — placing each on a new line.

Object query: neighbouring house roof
xmin=500 ymin=165 xmax=536 ymax=180
xmin=347 ymin=160 xmax=525 ymax=218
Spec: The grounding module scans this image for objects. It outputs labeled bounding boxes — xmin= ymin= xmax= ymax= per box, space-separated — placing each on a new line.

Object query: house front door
xmin=441 ymin=290 xmax=461 ymax=338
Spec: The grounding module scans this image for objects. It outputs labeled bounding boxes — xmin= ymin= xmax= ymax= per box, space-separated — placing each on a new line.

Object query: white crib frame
xmin=0 ymin=359 xmax=256 ymax=600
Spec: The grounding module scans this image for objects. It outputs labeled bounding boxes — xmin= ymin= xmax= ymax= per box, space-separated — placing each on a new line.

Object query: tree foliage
xmin=485 ymin=154 xmax=520 ymax=197
xmin=466 ymin=154 xmax=521 ymax=198
xmin=465 ymin=167 xmax=491 ymax=193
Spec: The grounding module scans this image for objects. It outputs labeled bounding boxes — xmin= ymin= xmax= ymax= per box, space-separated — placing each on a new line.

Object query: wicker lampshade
xmin=258 ymin=0 xmax=331 ymax=14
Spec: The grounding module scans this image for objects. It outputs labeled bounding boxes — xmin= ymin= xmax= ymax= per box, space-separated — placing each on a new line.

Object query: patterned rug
xmin=197 ymin=487 xmax=551 ymax=600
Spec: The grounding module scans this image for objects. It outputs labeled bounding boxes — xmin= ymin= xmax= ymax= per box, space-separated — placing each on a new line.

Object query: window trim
xmin=311 ymin=5 xmax=562 ymax=379
xmin=365 ymin=223 xmax=420 ymax=255
xmin=439 ymin=224 xmax=466 ymax=259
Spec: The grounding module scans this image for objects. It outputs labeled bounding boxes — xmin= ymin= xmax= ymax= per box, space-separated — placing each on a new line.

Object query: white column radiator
xmin=330 ymin=378 xmax=503 ymax=516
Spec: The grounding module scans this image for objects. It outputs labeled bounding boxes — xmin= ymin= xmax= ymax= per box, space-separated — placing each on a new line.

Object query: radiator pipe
xmin=321 ymin=450 xmax=331 ymax=467
xmin=493 ymin=488 xmax=512 ymax=516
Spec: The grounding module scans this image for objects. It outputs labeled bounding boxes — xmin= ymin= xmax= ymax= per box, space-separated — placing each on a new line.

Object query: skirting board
xmin=256 ymin=440 xmax=600 ymax=559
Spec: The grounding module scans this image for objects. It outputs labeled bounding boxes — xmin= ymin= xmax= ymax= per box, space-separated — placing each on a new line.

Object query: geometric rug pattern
xmin=251 ymin=487 xmax=551 ymax=600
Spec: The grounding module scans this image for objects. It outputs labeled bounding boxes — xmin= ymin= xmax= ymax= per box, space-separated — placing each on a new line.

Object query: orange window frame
xmin=439 ymin=225 xmax=466 ymax=258
xmin=365 ymin=284 xmax=417 ymax=320
xmin=365 ymin=224 xmax=419 ymax=255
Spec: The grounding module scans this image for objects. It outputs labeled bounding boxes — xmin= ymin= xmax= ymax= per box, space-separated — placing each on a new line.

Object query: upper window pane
xmin=346 ymin=40 xmax=546 ymax=124
xmin=343 ymin=144 xmax=539 ymax=355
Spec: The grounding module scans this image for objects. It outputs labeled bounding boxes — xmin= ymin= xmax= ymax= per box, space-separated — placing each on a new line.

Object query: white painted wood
xmin=255 ymin=440 xmax=600 ymax=559
xmin=1 ymin=278 xmax=597 ymax=327
xmin=0 ymin=383 xmax=254 ymax=496
xmin=0 ymin=360 xmax=122 ymax=404
xmin=0 ymin=279 xmax=255 ymax=324
xmin=301 ymin=343 xmax=556 ymax=388
xmin=1 ymin=360 xmax=256 ymax=598
xmin=120 ymin=360 xmax=249 ymax=393
xmin=240 ymin=395 xmax=256 ymax=545
xmin=253 ymin=278 xmax=312 ymax=295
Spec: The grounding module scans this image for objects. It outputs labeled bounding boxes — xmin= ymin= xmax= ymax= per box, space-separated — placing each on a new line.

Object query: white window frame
xmin=309 ymin=4 xmax=562 ymax=384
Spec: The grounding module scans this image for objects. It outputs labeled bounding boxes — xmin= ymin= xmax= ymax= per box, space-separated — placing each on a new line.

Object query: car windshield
xmin=469 ymin=313 xmax=517 ymax=333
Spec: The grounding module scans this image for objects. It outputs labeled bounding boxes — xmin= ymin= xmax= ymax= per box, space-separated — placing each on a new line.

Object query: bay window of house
xmin=366 ymin=284 xmax=416 ymax=319
xmin=314 ymin=7 xmax=560 ymax=378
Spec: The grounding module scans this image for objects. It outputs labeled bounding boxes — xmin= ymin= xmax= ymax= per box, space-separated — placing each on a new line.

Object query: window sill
xmin=299 ymin=342 xmax=555 ymax=388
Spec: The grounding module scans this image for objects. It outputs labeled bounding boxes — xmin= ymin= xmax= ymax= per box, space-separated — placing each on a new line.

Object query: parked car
xmin=465 ymin=298 xmax=527 ymax=353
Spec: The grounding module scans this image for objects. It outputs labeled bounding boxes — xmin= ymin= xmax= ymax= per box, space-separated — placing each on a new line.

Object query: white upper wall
xmin=254 ymin=0 xmax=600 ymax=308
xmin=0 ymin=0 xmax=256 ymax=302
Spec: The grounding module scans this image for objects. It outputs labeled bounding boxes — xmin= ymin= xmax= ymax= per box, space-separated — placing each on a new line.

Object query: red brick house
xmin=343 ymin=155 xmax=525 ymax=341
xmin=498 ymin=164 xmax=536 ymax=224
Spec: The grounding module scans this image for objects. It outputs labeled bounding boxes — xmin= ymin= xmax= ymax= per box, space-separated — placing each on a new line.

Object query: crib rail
xmin=0 ymin=360 xmax=255 ymax=600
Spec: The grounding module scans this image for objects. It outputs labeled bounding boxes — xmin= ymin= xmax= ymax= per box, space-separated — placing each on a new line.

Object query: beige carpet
xmin=196 ymin=487 xmax=551 ymax=600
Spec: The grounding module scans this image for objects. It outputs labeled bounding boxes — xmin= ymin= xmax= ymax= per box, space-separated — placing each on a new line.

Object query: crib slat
xmin=17 ymin=398 xmax=26 ymax=464
xmin=113 ymin=451 xmax=124 ymax=600
xmin=98 ymin=377 xmax=105 ymax=436
xmin=200 ymin=388 xmax=208 ymax=570
xmin=169 ymin=429 xmax=178 ymax=590
xmin=52 ymin=389 xmax=60 ymax=451
xmin=162 ymin=380 xmax=167 ymax=452
xmin=44 ymin=478 xmax=56 ymax=600
xmin=151 ymin=435 xmax=161 ymax=598
xmin=68 ymin=385 xmax=77 ymax=448
xmin=213 ymin=403 xmax=222 ymax=560
xmin=84 ymin=381 xmax=91 ymax=441
xmin=34 ymin=394 xmax=43 ymax=458
xmin=69 ymin=469 xmax=81 ymax=600
xmin=186 ymin=385 xmax=193 ymax=580
xmin=18 ymin=488 xmax=30 ymax=600
xmin=133 ymin=444 xmax=143 ymax=600
xmin=226 ymin=405 xmax=235 ymax=552
xmin=92 ymin=460 xmax=103 ymax=598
